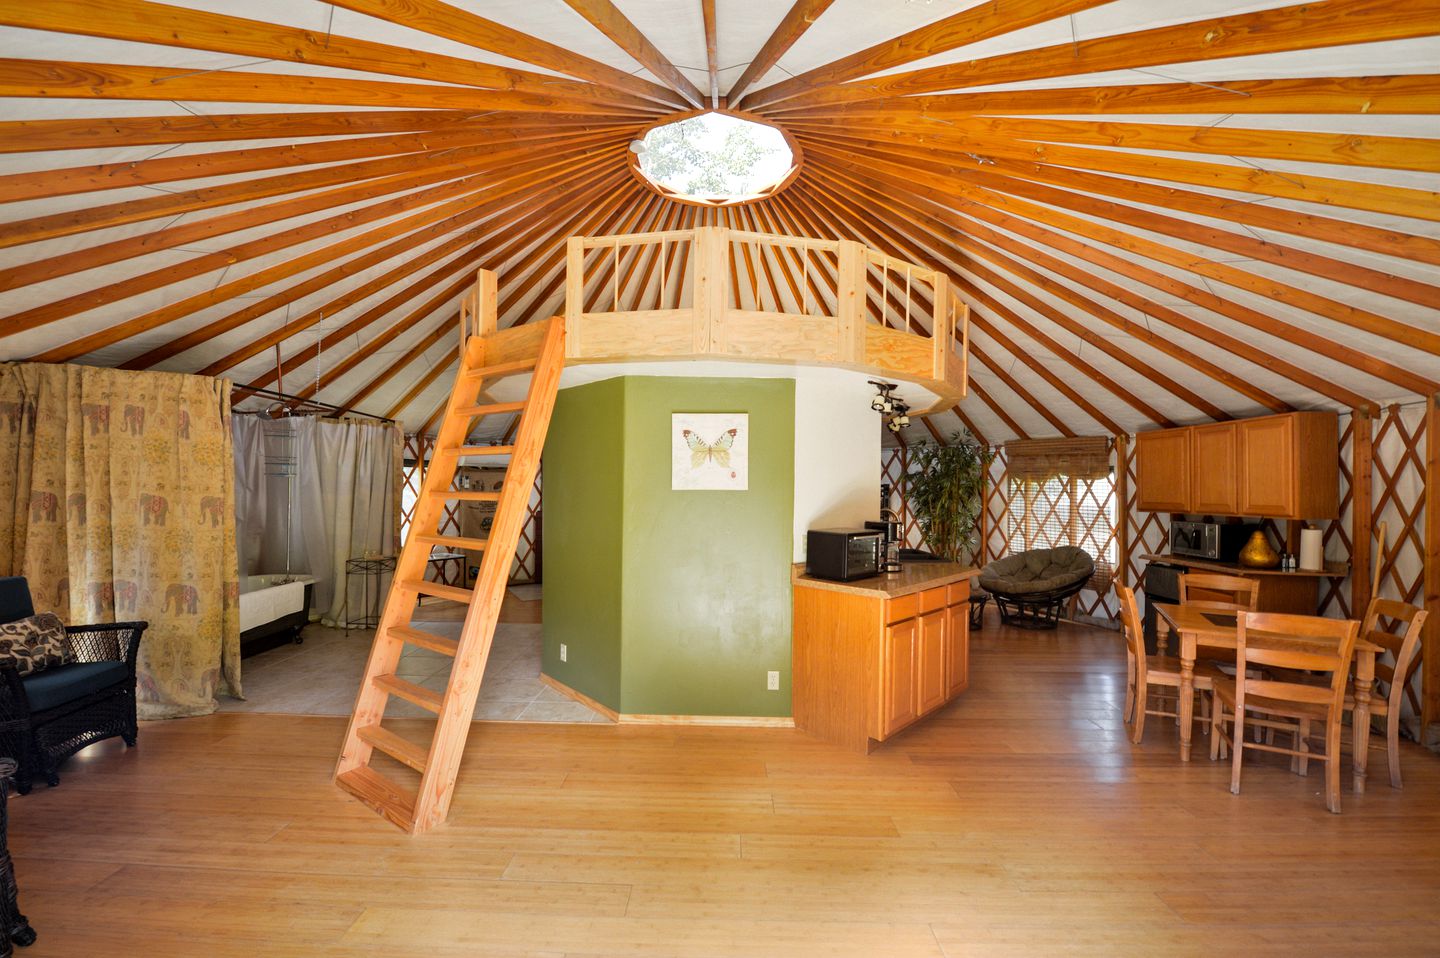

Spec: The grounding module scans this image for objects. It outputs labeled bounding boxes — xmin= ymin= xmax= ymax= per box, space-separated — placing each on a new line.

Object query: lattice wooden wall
xmin=880 ymin=447 xmax=926 ymax=550
xmin=891 ymin=443 xmax=1124 ymax=625
xmin=401 ymin=434 xmax=541 ymax=586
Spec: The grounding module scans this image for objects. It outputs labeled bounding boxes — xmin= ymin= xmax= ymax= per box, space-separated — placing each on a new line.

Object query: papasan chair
xmin=979 ymin=546 xmax=1096 ymax=630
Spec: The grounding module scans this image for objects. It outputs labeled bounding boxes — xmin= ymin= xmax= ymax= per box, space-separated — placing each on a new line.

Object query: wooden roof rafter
xmin=802 ymin=159 xmax=1264 ymax=420
xmin=800 ymin=141 xmax=1439 ymax=399
xmin=750 ymin=0 xmax=1440 ymax=111
xmin=0 ymin=0 xmax=667 ymax=114
xmin=558 ymin=0 xmax=707 ymax=109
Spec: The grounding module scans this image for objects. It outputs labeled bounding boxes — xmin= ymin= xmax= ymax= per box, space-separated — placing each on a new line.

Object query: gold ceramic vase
xmin=1238 ymin=530 xmax=1280 ymax=569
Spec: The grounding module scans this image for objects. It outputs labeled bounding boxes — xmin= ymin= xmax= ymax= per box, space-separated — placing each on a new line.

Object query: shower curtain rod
xmin=231 ymin=384 xmax=396 ymax=424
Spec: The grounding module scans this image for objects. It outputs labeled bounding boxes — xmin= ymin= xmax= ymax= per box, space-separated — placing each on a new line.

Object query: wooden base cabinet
xmin=794 ymin=573 xmax=974 ymax=753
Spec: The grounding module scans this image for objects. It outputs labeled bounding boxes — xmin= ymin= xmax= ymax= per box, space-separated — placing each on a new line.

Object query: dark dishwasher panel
xmin=1142 ymin=562 xmax=1183 ymax=655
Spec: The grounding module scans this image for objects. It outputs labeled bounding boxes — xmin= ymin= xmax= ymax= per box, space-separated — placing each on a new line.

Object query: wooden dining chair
xmin=1342 ymin=598 xmax=1428 ymax=789
xmin=1118 ymin=587 xmax=1223 ymax=746
xmin=1157 ymin=573 xmax=1259 ymax=655
xmin=1209 ymin=612 xmax=1360 ymax=814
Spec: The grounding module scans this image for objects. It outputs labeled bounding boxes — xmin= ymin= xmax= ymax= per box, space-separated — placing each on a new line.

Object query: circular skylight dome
xmin=630 ymin=111 xmax=800 ymax=207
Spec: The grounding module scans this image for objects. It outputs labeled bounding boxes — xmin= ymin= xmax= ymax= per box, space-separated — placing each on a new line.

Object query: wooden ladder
xmin=335 ymin=270 xmax=565 ymax=834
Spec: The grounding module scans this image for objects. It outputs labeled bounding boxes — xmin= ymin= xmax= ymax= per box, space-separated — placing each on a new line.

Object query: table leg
xmin=1352 ymin=650 xmax=1375 ymax=794
xmin=1179 ymin=632 xmax=1196 ymax=762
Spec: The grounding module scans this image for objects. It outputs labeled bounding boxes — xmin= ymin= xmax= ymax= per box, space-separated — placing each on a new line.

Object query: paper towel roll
xmin=1299 ymin=527 xmax=1324 ymax=572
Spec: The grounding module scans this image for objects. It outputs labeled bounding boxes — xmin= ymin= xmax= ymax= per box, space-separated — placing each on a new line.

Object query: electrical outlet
xmin=767 ymin=670 xmax=780 ymax=691
xmin=560 ymin=643 xmax=567 ymax=663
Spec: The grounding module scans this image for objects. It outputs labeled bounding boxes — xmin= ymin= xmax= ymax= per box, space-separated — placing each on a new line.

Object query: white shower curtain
xmin=231 ymin=415 xmax=269 ymax=577
xmin=231 ymin=415 xmax=400 ymax=624
xmin=298 ymin=418 xmax=400 ymax=624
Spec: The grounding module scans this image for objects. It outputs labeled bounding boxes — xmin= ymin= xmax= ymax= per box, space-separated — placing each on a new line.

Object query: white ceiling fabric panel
xmin=0 ymin=0 xmax=1433 ymax=442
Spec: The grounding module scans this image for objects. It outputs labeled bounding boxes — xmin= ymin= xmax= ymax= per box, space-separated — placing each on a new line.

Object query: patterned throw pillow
xmin=0 ymin=612 xmax=73 ymax=676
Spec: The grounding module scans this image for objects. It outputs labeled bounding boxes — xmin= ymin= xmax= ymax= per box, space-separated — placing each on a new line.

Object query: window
xmin=1002 ymin=437 xmax=1118 ymax=595
xmin=633 ymin=112 xmax=796 ymax=204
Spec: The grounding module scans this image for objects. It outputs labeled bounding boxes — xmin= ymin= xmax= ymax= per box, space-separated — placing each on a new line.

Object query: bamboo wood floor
xmin=10 ymin=618 xmax=1439 ymax=957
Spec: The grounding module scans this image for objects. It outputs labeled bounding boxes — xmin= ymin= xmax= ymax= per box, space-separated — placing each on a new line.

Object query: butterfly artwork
xmin=671 ymin=413 xmax=748 ymax=490
xmin=685 ymin=428 xmax=736 ymax=470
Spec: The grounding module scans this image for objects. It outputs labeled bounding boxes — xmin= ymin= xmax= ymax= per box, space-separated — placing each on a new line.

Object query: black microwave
xmin=806 ymin=529 xmax=883 ymax=582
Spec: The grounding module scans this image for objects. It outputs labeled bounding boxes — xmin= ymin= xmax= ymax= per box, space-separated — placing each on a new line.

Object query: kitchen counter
xmin=1142 ymin=553 xmax=1348 ymax=578
xmin=792 ymin=562 xmax=980 ymax=599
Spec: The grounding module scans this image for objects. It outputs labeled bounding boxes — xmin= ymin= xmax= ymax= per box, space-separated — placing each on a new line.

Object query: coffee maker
xmin=867 ymin=484 xmax=903 ymax=574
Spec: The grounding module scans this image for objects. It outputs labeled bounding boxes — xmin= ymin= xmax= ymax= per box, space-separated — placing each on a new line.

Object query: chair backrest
xmin=1116 ymin=586 xmax=1147 ymax=683
xmin=1359 ymin=597 xmax=1428 ymax=717
xmin=1234 ymin=612 xmax=1360 ymax=720
xmin=0 ymin=577 xmax=34 ymax=624
xmin=1179 ymin=572 xmax=1259 ymax=613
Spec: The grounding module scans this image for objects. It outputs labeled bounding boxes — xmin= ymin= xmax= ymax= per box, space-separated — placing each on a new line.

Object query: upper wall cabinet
xmin=1136 ymin=412 xmax=1338 ymax=519
xmin=1190 ymin=422 xmax=1239 ymax=515
xmin=1135 ymin=429 xmax=1191 ymax=513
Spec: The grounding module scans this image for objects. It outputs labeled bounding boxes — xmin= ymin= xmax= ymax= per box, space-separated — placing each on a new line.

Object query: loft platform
xmin=563 ymin=228 xmax=968 ymax=415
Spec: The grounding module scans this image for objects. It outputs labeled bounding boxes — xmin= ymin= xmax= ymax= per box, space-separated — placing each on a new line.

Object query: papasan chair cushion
xmin=979 ymin=546 xmax=1095 ymax=596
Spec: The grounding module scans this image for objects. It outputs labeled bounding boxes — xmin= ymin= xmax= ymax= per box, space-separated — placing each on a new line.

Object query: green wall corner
xmin=542 ymin=376 xmax=795 ymax=718
xmin=539 ymin=377 xmax=624 ymax=711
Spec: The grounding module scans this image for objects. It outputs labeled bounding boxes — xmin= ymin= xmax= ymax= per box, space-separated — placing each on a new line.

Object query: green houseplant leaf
xmin=904 ymin=432 xmax=993 ymax=564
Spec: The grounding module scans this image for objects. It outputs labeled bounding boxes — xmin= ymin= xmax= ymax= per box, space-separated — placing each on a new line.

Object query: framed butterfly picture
xmin=671 ymin=413 xmax=748 ymax=491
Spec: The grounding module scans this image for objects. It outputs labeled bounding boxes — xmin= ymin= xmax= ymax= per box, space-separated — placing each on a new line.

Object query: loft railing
xmin=563 ymin=227 xmax=967 ymax=409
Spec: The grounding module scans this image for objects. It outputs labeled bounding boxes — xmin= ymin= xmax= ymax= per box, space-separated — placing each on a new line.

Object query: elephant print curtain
xmin=0 ymin=363 xmax=240 ymax=719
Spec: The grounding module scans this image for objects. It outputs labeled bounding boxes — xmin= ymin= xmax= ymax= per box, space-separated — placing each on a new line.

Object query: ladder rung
xmin=373 ymin=674 xmax=444 ymax=713
xmin=449 ymin=445 xmax=516 ymax=457
xmin=464 ymin=358 xmax=537 ymax=380
xmin=430 ymin=490 xmax=500 ymax=502
xmin=357 ymin=725 xmax=430 ymax=774
xmin=336 ymin=766 xmax=417 ymax=830
xmin=414 ymin=534 xmax=488 ymax=553
xmin=406 ymin=580 xmax=473 ymax=603
xmin=388 ymin=624 xmax=459 ymax=656
xmin=455 ymin=401 xmax=524 ymax=418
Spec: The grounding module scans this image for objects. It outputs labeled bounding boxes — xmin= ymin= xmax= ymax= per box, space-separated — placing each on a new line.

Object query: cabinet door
xmin=1239 ymin=416 xmax=1296 ymax=517
xmin=1190 ymin=423 xmax=1238 ymax=515
xmin=945 ymin=602 xmax=969 ymax=698
xmin=916 ymin=611 xmax=947 ymax=716
xmin=880 ymin=618 xmax=919 ymax=738
xmin=1135 ymin=429 xmax=1191 ymax=513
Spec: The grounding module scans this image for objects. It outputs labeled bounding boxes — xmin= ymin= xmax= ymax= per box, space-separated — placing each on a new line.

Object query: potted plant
xmin=904 ymin=431 xmax=993 ymax=563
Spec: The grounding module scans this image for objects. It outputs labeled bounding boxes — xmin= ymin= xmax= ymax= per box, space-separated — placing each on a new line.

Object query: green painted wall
xmin=542 ymin=376 xmax=795 ymax=717
xmin=619 ymin=377 xmax=794 ymax=717
xmin=540 ymin=377 xmax=624 ymax=710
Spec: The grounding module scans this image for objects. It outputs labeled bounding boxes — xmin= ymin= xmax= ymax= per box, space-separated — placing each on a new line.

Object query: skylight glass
xmin=635 ymin=113 xmax=795 ymax=203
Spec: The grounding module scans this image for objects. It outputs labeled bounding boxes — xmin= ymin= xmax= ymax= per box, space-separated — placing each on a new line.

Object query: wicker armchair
xmin=978 ymin=546 xmax=1096 ymax=630
xmin=0 ymin=577 xmax=145 ymax=794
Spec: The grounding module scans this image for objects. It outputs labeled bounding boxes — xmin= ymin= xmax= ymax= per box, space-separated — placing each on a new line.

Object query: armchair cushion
xmin=979 ymin=546 xmax=1095 ymax=596
xmin=0 ymin=612 xmax=73 ymax=676
xmin=21 ymin=660 xmax=128 ymax=713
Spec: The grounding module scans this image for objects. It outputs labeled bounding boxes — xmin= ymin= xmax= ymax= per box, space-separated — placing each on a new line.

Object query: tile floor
xmin=217 ymin=590 xmax=609 ymax=723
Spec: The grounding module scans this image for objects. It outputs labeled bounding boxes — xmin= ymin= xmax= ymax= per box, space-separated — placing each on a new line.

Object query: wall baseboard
xmin=618 ymin=714 xmax=796 ymax=728
xmin=538 ymin=672 xmax=620 ymax=722
xmin=539 ymin=673 xmax=794 ymax=728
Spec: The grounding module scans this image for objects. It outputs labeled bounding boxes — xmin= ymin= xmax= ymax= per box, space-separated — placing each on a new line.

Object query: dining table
xmin=1153 ymin=602 xmax=1383 ymax=793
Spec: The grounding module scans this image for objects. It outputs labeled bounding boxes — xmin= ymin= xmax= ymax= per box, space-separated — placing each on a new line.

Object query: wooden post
xmin=836 ymin=240 xmax=867 ymax=364
xmin=1424 ymin=393 xmax=1440 ymax=736
xmin=1350 ymin=406 xmax=1374 ymax=617
xmin=475 ymin=269 xmax=498 ymax=338
xmin=565 ymin=236 xmax=584 ymax=358
xmin=692 ymin=226 xmax=726 ymax=354
xmin=931 ymin=273 xmax=952 ymax=381
xmin=1115 ymin=434 xmax=1130 ymax=592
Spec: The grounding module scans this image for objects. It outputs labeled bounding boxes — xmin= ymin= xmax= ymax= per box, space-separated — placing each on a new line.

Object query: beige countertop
xmin=792 ymin=562 xmax=979 ymax=598
xmin=1141 ymin=553 xmax=1348 ymax=579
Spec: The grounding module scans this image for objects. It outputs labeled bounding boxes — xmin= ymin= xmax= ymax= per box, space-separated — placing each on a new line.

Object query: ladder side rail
xmin=410 ymin=315 xmax=567 ymax=832
xmin=335 ymin=276 xmax=498 ymax=782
